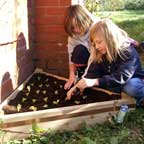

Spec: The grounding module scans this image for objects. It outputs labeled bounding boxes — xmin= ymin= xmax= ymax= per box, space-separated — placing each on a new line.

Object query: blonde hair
xmin=89 ymin=18 xmax=130 ymax=63
xmin=64 ymin=5 xmax=93 ymax=37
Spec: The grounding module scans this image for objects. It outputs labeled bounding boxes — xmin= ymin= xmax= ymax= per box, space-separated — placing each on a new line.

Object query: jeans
xmin=123 ymin=78 xmax=144 ymax=106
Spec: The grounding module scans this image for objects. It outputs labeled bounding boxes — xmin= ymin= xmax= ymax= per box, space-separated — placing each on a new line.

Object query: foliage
xmin=96 ymin=10 xmax=144 ymax=65
xmin=84 ymin=0 xmax=144 ymax=11
xmin=84 ymin=0 xmax=100 ymax=13
xmin=96 ymin=10 xmax=144 ymax=42
xmin=4 ymin=108 xmax=144 ymax=144
xmin=99 ymin=0 xmax=125 ymax=11
xmin=124 ymin=0 xmax=144 ymax=10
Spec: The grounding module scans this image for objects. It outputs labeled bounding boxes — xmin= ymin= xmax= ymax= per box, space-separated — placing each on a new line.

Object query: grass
xmin=96 ymin=10 xmax=144 ymax=42
xmin=7 ymin=108 xmax=144 ymax=144
xmin=96 ymin=10 xmax=144 ymax=65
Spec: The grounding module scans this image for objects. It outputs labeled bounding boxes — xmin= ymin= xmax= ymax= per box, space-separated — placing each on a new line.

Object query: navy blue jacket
xmin=85 ymin=46 xmax=144 ymax=89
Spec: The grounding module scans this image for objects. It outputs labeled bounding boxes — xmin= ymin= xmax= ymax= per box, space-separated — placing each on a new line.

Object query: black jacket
xmin=85 ymin=46 xmax=144 ymax=89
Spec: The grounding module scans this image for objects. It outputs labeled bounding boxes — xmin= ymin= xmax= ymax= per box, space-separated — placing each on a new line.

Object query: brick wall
xmin=0 ymin=0 xmax=35 ymax=103
xmin=35 ymin=0 xmax=71 ymax=77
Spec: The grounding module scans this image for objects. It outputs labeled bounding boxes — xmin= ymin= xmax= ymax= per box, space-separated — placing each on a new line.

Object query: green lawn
xmin=96 ymin=10 xmax=144 ymax=65
xmin=96 ymin=10 xmax=144 ymax=42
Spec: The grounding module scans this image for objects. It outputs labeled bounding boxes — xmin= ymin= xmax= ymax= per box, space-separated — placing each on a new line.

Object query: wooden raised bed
xmin=0 ymin=69 xmax=136 ymax=141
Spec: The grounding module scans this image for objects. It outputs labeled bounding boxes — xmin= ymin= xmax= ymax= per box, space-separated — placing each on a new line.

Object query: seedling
xmin=82 ymin=95 xmax=87 ymax=99
xmin=45 ymin=78 xmax=49 ymax=82
xmin=39 ymin=84 xmax=43 ymax=88
xmin=27 ymin=85 xmax=31 ymax=92
xmin=59 ymin=85 xmax=63 ymax=88
xmin=54 ymin=90 xmax=59 ymax=95
xmin=43 ymin=104 xmax=48 ymax=108
xmin=36 ymin=90 xmax=40 ymax=94
xmin=53 ymin=99 xmax=60 ymax=105
xmin=26 ymin=92 xmax=29 ymax=96
xmin=37 ymin=76 xmax=41 ymax=81
xmin=17 ymin=104 xmax=22 ymax=112
xmin=42 ymin=90 xmax=46 ymax=94
xmin=22 ymin=97 xmax=27 ymax=103
xmin=46 ymin=84 xmax=50 ymax=87
xmin=29 ymin=106 xmax=37 ymax=111
xmin=43 ymin=97 xmax=48 ymax=102
xmin=74 ymin=101 xmax=80 ymax=104
xmin=32 ymin=99 xmax=37 ymax=103
xmin=30 ymin=83 xmax=34 ymax=86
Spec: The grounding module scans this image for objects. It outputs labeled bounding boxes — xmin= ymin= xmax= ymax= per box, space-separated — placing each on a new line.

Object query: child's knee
xmin=123 ymin=78 xmax=143 ymax=97
xmin=123 ymin=79 xmax=138 ymax=96
xmin=71 ymin=45 xmax=90 ymax=64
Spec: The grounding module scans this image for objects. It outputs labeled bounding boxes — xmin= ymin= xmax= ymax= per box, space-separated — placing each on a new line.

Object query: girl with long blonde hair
xmin=66 ymin=18 xmax=144 ymax=108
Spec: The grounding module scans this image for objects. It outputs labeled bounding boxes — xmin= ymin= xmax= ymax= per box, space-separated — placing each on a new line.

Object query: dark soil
xmin=3 ymin=73 xmax=121 ymax=114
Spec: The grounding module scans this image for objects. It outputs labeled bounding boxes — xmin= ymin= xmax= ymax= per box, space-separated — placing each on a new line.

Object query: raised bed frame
xmin=0 ymin=69 xmax=136 ymax=141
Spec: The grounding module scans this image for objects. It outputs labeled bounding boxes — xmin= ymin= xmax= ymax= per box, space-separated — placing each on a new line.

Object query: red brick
xmin=36 ymin=33 xmax=67 ymax=43
xmin=36 ymin=46 xmax=67 ymax=59
xmin=36 ymin=0 xmax=59 ymax=6
xmin=60 ymin=0 xmax=71 ymax=6
xmin=36 ymin=58 xmax=68 ymax=77
xmin=46 ymin=7 xmax=66 ymax=15
xmin=36 ymin=42 xmax=67 ymax=51
xmin=35 ymin=7 xmax=47 ymax=17
xmin=35 ymin=25 xmax=65 ymax=33
xmin=35 ymin=15 xmax=64 ymax=25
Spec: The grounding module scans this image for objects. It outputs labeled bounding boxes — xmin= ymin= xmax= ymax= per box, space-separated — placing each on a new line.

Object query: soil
xmin=3 ymin=73 xmax=121 ymax=114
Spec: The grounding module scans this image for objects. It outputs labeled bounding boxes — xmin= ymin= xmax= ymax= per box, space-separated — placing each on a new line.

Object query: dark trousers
xmin=71 ymin=44 xmax=90 ymax=79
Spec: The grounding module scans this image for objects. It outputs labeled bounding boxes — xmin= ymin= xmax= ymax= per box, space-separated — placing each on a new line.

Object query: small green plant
xmin=22 ymin=97 xmax=27 ymax=103
xmin=30 ymin=83 xmax=34 ymax=86
xmin=36 ymin=90 xmax=40 ymax=94
xmin=17 ymin=104 xmax=22 ymax=112
xmin=27 ymin=85 xmax=31 ymax=92
xmin=37 ymin=76 xmax=41 ymax=81
xmin=45 ymin=78 xmax=49 ymax=82
xmin=2 ymin=109 xmax=144 ymax=143
xmin=54 ymin=90 xmax=59 ymax=95
xmin=43 ymin=97 xmax=48 ymax=102
xmin=53 ymin=99 xmax=60 ymax=105
xmin=0 ymin=128 xmax=6 ymax=144
xmin=42 ymin=90 xmax=46 ymax=94
xmin=82 ymin=95 xmax=87 ymax=99
xmin=32 ymin=99 xmax=37 ymax=103
xmin=46 ymin=84 xmax=50 ymax=87
xmin=59 ymin=85 xmax=63 ymax=88
xmin=29 ymin=106 xmax=37 ymax=111
xmin=38 ymin=84 xmax=43 ymax=88
xmin=74 ymin=101 xmax=80 ymax=104
xmin=25 ymin=92 xmax=29 ymax=96
xmin=43 ymin=104 xmax=48 ymax=108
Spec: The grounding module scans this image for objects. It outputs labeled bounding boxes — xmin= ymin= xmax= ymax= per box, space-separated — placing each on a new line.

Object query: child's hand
xmin=64 ymin=77 xmax=76 ymax=90
xmin=65 ymin=80 xmax=85 ymax=101
xmin=65 ymin=86 xmax=77 ymax=100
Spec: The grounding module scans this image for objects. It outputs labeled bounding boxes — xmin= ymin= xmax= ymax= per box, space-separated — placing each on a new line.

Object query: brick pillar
xmin=35 ymin=0 xmax=71 ymax=77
